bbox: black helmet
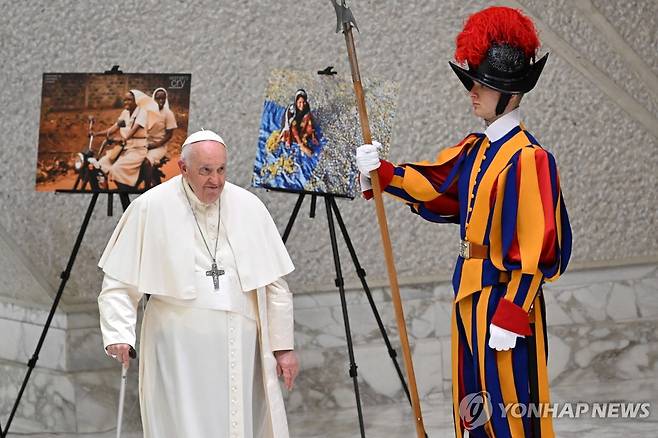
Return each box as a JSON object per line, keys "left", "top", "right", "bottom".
{"left": 450, "top": 7, "right": 547, "bottom": 114}
{"left": 449, "top": 45, "right": 548, "bottom": 95}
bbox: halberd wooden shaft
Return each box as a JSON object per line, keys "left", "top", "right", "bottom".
{"left": 342, "top": 23, "right": 427, "bottom": 438}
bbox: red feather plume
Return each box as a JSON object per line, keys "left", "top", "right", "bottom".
{"left": 454, "top": 6, "right": 540, "bottom": 67}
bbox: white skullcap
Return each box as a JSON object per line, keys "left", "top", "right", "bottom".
{"left": 181, "top": 129, "right": 226, "bottom": 150}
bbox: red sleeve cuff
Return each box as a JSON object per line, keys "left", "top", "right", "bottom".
{"left": 378, "top": 160, "right": 395, "bottom": 188}
{"left": 363, "top": 160, "right": 395, "bottom": 200}
{"left": 491, "top": 298, "right": 532, "bottom": 336}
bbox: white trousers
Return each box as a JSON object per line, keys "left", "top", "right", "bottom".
{"left": 146, "top": 146, "right": 167, "bottom": 165}
{"left": 139, "top": 298, "right": 265, "bottom": 438}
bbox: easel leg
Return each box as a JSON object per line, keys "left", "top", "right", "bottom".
{"left": 1, "top": 193, "right": 100, "bottom": 438}
{"left": 107, "top": 192, "right": 114, "bottom": 217}
{"left": 118, "top": 193, "right": 131, "bottom": 212}
{"left": 325, "top": 197, "right": 366, "bottom": 438}
{"left": 329, "top": 197, "right": 413, "bottom": 406}
{"left": 282, "top": 194, "right": 305, "bottom": 244}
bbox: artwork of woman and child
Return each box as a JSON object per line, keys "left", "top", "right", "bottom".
{"left": 253, "top": 68, "right": 396, "bottom": 197}
{"left": 253, "top": 86, "right": 327, "bottom": 194}
{"left": 278, "top": 89, "right": 319, "bottom": 156}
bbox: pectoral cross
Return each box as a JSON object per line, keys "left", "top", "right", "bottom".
{"left": 206, "top": 261, "right": 225, "bottom": 291}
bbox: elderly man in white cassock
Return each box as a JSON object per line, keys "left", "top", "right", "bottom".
{"left": 97, "top": 129, "right": 299, "bottom": 438}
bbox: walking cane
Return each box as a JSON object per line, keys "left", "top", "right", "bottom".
{"left": 116, "top": 347, "right": 136, "bottom": 438}
{"left": 331, "top": 1, "right": 427, "bottom": 437}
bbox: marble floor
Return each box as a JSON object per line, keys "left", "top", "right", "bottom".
{"left": 289, "top": 378, "right": 658, "bottom": 437}
{"left": 290, "top": 381, "right": 658, "bottom": 438}
{"left": 2, "top": 264, "right": 656, "bottom": 437}
{"left": 7, "top": 378, "right": 656, "bottom": 437}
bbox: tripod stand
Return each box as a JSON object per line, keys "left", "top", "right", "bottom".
{"left": 1, "top": 190, "right": 136, "bottom": 438}
{"left": 281, "top": 191, "right": 414, "bottom": 438}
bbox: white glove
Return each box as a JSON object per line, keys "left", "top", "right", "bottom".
{"left": 359, "top": 173, "right": 372, "bottom": 192}
{"left": 356, "top": 141, "right": 382, "bottom": 175}
{"left": 488, "top": 324, "right": 523, "bottom": 351}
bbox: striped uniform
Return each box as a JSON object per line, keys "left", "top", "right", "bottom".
{"left": 366, "top": 115, "right": 572, "bottom": 438}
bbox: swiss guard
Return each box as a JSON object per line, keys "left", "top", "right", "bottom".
{"left": 356, "top": 6, "right": 572, "bottom": 438}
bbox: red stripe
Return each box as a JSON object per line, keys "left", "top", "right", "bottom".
{"left": 535, "top": 149, "right": 556, "bottom": 264}
{"left": 424, "top": 194, "right": 459, "bottom": 215}
{"left": 489, "top": 179, "right": 498, "bottom": 209}
{"left": 416, "top": 163, "right": 453, "bottom": 190}
{"left": 507, "top": 156, "right": 522, "bottom": 263}
{"left": 508, "top": 233, "right": 520, "bottom": 264}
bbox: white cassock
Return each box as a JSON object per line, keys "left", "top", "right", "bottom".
{"left": 97, "top": 175, "right": 295, "bottom": 438}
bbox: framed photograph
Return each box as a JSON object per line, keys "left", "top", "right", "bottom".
{"left": 36, "top": 72, "right": 191, "bottom": 192}
{"left": 252, "top": 69, "right": 397, "bottom": 198}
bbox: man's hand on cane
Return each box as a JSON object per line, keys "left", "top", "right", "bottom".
{"left": 108, "top": 344, "right": 136, "bottom": 438}
{"left": 274, "top": 350, "right": 299, "bottom": 391}
{"left": 106, "top": 343, "right": 136, "bottom": 368}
